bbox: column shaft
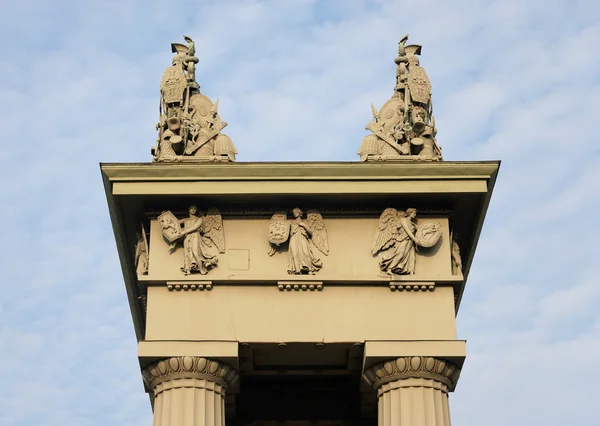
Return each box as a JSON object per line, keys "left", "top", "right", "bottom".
{"left": 152, "top": 379, "right": 225, "bottom": 426}
{"left": 378, "top": 378, "right": 451, "bottom": 426}
{"left": 143, "top": 357, "right": 238, "bottom": 426}
{"left": 363, "top": 356, "right": 460, "bottom": 426}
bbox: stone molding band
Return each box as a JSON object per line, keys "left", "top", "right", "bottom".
{"left": 363, "top": 356, "right": 461, "bottom": 391}
{"left": 378, "top": 377, "right": 448, "bottom": 395}
{"left": 153, "top": 377, "right": 226, "bottom": 398}
{"left": 142, "top": 356, "right": 239, "bottom": 391}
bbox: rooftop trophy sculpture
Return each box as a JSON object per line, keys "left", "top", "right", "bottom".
{"left": 268, "top": 208, "right": 329, "bottom": 275}
{"left": 358, "top": 35, "right": 442, "bottom": 162}
{"left": 152, "top": 35, "right": 237, "bottom": 162}
{"left": 158, "top": 206, "right": 225, "bottom": 275}
{"left": 372, "top": 208, "right": 441, "bottom": 275}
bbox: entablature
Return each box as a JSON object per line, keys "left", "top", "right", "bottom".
{"left": 101, "top": 161, "right": 499, "bottom": 341}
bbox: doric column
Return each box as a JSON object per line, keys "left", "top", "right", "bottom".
{"left": 142, "top": 357, "right": 239, "bottom": 426}
{"left": 363, "top": 357, "right": 461, "bottom": 426}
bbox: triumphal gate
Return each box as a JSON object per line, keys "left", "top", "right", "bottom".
{"left": 102, "top": 35, "right": 498, "bottom": 426}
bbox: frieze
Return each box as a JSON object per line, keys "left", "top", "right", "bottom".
{"left": 140, "top": 207, "right": 452, "bottom": 282}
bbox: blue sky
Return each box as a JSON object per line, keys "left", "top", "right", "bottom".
{"left": 1, "top": 0, "right": 599, "bottom": 424}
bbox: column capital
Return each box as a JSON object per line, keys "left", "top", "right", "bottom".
{"left": 142, "top": 356, "right": 239, "bottom": 391}
{"left": 363, "top": 356, "right": 461, "bottom": 391}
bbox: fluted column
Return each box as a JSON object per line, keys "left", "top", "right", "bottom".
{"left": 142, "top": 357, "right": 239, "bottom": 426}
{"left": 363, "top": 356, "right": 461, "bottom": 426}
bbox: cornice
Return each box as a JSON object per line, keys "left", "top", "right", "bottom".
{"left": 142, "top": 356, "right": 239, "bottom": 391}
{"left": 100, "top": 161, "right": 500, "bottom": 182}
{"left": 363, "top": 356, "right": 461, "bottom": 391}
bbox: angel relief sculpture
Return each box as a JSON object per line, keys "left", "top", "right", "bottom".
{"left": 451, "top": 236, "right": 463, "bottom": 276}
{"left": 268, "top": 208, "right": 329, "bottom": 275}
{"left": 158, "top": 206, "right": 225, "bottom": 275}
{"left": 135, "top": 223, "right": 149, "bottom": 276}
{"left": 372, "top": 208, "right": 442, "bottom": 275}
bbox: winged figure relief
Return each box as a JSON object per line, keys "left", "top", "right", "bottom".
{"left": 372, "top": 208, "right": 441, "bottom": 275}
{"left": 451, "top": 236, "right": 462, "bottom": 276}
{"left": 158, "top": 206, "right": 225, "bottom": 275}
{"left": 135, "top": 223, "right": 149, "bottom": 276}
{"left": 306, "top": 210, "right": 329, "bottom": 256}
{"left": 268, "top": 208, "right": 328, "bottom": 275}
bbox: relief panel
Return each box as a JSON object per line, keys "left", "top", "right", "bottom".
{"left": 147, "top": 215, "right": 451, "bottom": 281}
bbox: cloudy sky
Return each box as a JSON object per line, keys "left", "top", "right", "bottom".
{"left": 1, "top": 0, "right": 599, "bottom": 424}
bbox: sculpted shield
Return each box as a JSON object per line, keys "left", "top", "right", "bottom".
{"left": 158, "top": 211, "right": 183, "bottom": 243}
{"left": 188, "top": 94, "right": 214, "bottom": 126}
{"left": 415, "top": 221, "right": 442, "bottom": 248}
{"left": 378, "top": 97, "right": 404, "bottom": 133}
{"left": 408, "top": 65, "right": 432, "bottom": 104}
{"left": 160, "top": 66, "right": 187, "bottom": 104}
{"left": 268, "top": 212, "right": 290, "bottom": 246}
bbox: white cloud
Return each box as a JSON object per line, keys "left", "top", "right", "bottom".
{"left": 0, "top": 0, "right": 598, "bottom": 425}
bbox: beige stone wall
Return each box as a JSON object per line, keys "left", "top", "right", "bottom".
{"left": 145, "top": 285, "right": 457, "bottom": 342}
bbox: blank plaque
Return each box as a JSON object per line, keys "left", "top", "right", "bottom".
{"left": 228, "top": 249, "right": 250, "bottom": 270}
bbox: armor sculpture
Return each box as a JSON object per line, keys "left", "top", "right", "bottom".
{"left": 358, "top": 35, "right": 442, "bottom": 162}
{"left": 152, "top": 36, "right": 237, "bottom": 162}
